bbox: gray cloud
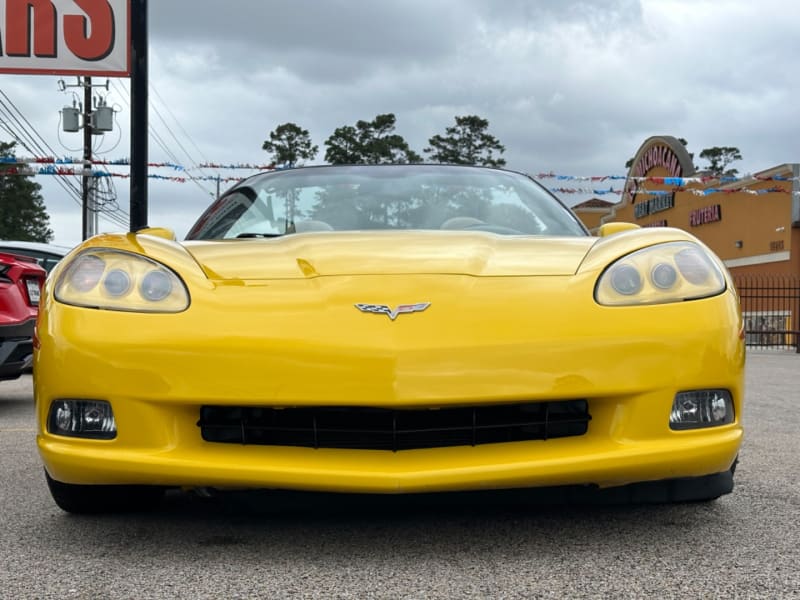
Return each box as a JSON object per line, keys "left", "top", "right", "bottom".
{"left": 151, "top": 0, "right": 473, "bottom": 82}
{"left": 2, "top": 0, "right": 798, "bottom": 245}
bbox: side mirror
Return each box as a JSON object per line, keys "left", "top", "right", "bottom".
{"left": 597, "top": 222, "right": 640, "bottom": 237}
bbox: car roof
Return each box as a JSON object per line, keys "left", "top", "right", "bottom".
{"left": 0, "top": 240, "right": 72, "bottom": 255}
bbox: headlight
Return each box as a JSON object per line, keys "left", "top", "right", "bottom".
{"left": 595, "top": 242, "right": 726, "bottom": 306}
{"left": 55, "top": 249, "right": 190, "bottom": 312}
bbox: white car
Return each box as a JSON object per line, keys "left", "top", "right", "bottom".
{"left": 0, "top": 241, "right": 71, "bottom": 274}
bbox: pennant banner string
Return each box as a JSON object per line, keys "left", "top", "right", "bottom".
{"left": 3, "top": 167, "right": 797, "bottom": 195}
{"left": 2, "top": 156, "right": 798, "bottom": 183}
{"left": 2, "top": 156, "right": 798, "bottom": 195}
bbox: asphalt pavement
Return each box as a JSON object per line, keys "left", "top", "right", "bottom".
{"left": 0, "top": 351, "right": 798, "bottom": 599}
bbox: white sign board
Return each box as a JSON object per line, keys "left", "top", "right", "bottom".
{"left": 0, "top": 0, "right": 130, "bottom": 76}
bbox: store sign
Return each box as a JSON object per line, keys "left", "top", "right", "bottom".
{"left": 0, "top": 0, "right": 130, "bottom": 76}
{"left": 623, "top": 136, "right": 696, "bottom": 206}
{"left": 689, "top": 204, "right": 722, "bottom": 227}
{"left": 631, "top": 145, "right": 683, "bottom": 179}
{"left": 634, "top": 195, "right": 674, "bottom": 218}
{"left": 643, "top": 220, "right": 668, "bottom": 228}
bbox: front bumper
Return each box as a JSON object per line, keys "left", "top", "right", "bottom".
{"left": 35, "top": 274, "right": 744, "bottom": 493}
{"left": 39, "top": 422, "right": 741, "bottom": 494}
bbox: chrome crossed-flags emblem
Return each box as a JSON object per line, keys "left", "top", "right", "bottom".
{"left": 354, "top": 302, "right": 431, "bottom": 321}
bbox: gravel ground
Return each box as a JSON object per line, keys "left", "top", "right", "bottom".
{"left": 0, "top": 351, "right": 798, "bottom": 599}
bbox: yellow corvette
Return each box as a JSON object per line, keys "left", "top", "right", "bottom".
{"left": 34, "top": 164, "right": 744, "bottom": 513}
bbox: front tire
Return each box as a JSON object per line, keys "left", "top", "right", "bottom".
{"left": 45, "top": 471, "right": 165, "bottom": 514}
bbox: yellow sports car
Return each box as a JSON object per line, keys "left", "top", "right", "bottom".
{"left": 34, "top": 164, "right": 744, "bottom": 513}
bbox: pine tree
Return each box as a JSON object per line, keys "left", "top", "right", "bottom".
{"left": 262, "top": 123, "right": 318, "bottom": 167}
{"left": 425, "top": 115, "right": 506, "bottom": 167}
{"left": 0, "top": 141, "right": 53, "bottom": 242}
{"left": 325, "top": 114, "right": 420, "bottom": 165}
{"left": 699, "top": 146, "right": 743, "bottom": 177}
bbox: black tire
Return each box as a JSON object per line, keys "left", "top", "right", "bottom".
{"left": 45, "top": 471, "right": 165, "bottom": 514}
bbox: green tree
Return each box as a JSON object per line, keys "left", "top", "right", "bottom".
{"left": 0, "top": 141, "right": 53, "bottom": 242}
{"left": 262, "top": 122, "right": 318, "bottom": 167}
{"left": 424, "top": 115, "right": 506, "bottom": 167}
{"left": 698, "top": 146, "right": 742, "bottom": 177}
{"left": 323, "top": 125, "right": 363, "bottom": 165}
{"left": 324, "top": 113, "right": 421, "bottom": 165}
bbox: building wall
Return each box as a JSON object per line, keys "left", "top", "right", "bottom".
{"left": 725, "top": 227, "right": 800, "bottom": 276}
{"left": 572, "top": 208, "right": 609, "bottom": 231}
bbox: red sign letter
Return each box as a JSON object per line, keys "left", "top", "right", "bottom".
{"left": 4, "top": 0, "right": 57, "bottom": 58}
{"left": 63, "top": 0, "right": 114, "bottom": 61}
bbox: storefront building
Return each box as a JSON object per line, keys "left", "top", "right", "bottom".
{"left": 570, "top": 198, "right": 615, "bottom": 232}
{"left": 572, "top": 136, "right": 800, "bottom": 348}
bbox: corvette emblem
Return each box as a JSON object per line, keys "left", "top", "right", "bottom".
{"left": 355, "top": 302, "right": 431, "bottom": 320}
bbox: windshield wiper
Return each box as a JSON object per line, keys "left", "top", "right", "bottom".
{"left": 235, "top": 232, "right": 284, "bottom": 238}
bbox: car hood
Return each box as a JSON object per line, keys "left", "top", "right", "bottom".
{"left": 182, "top": 231, "right": 597, "bottom": 279}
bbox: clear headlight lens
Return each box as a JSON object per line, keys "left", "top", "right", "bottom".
{"left": 595, "top": 242, "right": 726, "bottom": 306}
{"left": 103, "top": 268, "right": 131, "bottom": 296}
{"left": 55, "top": 249, "right": 189, "bottom": 312}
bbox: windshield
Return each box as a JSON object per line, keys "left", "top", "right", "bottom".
{"left": 186, "top": 164, "right": 587, "bottom": 240}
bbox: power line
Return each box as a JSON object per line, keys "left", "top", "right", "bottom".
{"left": 108, "top": 80, "right": 187, "bottom": 172}
{"left": 0, "top": 85, "right": 130, "bottom": 229}
{"left": 150, "top": 99, "right": 215, "bottom": 195}
{"left": 148, "top": 84, "right": 214, "bottom": 178}
{"left": 110, "top": 78, "right": 215, "bottom": 199}
{"left": 150, "top": 84, "right": 212, "bottom": 167}
{"left": 0, "top": 90, "right": 86, "bottom": 209}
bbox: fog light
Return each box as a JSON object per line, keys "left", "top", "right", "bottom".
{"left": 47, "top": 400, "right": 117, "bottom": 439}
{"left": 670, "top": 390, "right": 734, "bottom": 430}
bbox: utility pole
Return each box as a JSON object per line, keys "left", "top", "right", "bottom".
{"left": 82, "top": 76, "right": 93, "bottom": 241}
{"left": 60, "top": 77, "right": 114, "bottom": 241}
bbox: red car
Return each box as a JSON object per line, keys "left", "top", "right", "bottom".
{"left": 0, "top": 252, "right": 46, "bottom": 381}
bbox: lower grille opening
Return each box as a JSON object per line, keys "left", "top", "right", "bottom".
{"left": 198, "top": 400, "right": 590, "bottom": 451}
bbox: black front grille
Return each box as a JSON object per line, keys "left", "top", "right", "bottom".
{"left": 198, "top": 400, "right": 590, "bottom": 451}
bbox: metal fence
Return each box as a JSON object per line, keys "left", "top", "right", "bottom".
{"left": 733, "top": 274, "right": 800, "bottom": 352}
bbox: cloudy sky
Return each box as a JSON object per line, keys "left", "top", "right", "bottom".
{"left": 2, "top": 0, "right": 798, "bottom": 246}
